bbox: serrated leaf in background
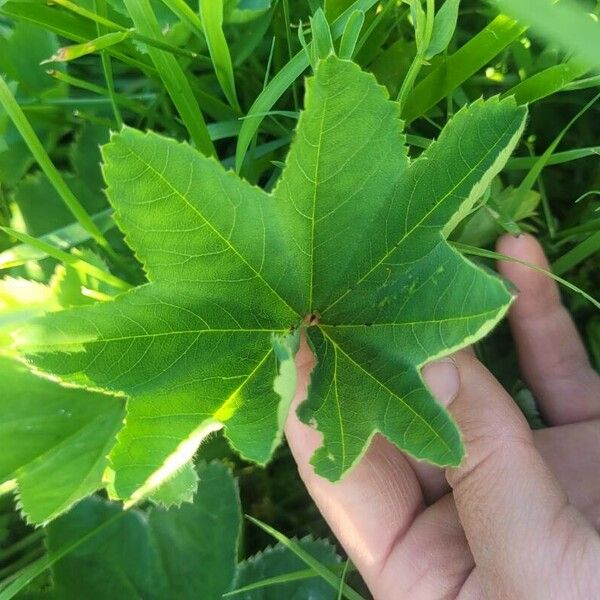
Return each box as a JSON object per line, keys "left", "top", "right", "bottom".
{"left": 43, "top": 462, "right": 240, "bottom": 599}
{"left": 232, "top": 536, "right": 341, "bottom": 599}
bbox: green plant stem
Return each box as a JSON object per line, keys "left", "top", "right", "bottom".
{"left": 94, "top": 0, "right": 123, "bottom": 128}
{"left": 397, "top": 0, "right": 435, "bottom": 111}
{"left": 0, "top": 74, "right": 112, "bottom": 254}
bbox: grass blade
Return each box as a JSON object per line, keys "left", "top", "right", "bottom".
{"left": 235, "top": 0, "right": 381, "bottom": 172}
{"left": 402, "top": 14, "right": 525, "bottom": 123}
{"left": 339, "top": 10, "right": 365, "bottom": 60}
{"left": 224, "top": 564, "right": 353, "bottom": 596}
{"left": 453, "top": 242, "right": 600, "bottom": 310}
{"left": 123, "top": 0, "right": 216, "bottom": 157}
{"left": 0, "top": 227, "right": 130, "bottom": 292}
{"left": 552, "top": 231, "right": 600, "bottom": 275}
{"left": 161, "top": 0, "right": 204, "bottom": 35}
{"left": 45, "top": 70, "right": 156, "bottom": 122}
{"left": 506, "top": 91, "right": 600, "bottom": 233}
{"left": 41, "top": 30, "right": 133, "bottom": 64}
{"left": 503, "top": 61, "right": 588, "bottom": 105}
{"left": 199, "top": 0, "right": 240, "bottom": 111}
{"left": 50, "top": 0, "right": 200, "bottom": 60}
{"left": 556, "top": 219, "right": 600, "bottom": 241}
{"left": 563, "top": 74, "right": 600, "bottom": 91}
{"left": 246, "top": 516, "right": 366, "bottom": 600}
{"left": 337, "top": 559, "right": 352, "bottom": 600}
{"left": 0, "top": 1, "right": 153, "bottom": 75}
{"left": 0, "top": 75, "right": 111, "bottom": 252}
{"left": 506, "top": 147, "right": 600, "bottom": 170}
{"left": 94, "top": 0, "right": 123, "bottom": 128}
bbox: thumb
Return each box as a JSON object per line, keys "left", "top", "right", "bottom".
{"left": 444, "top": 352, "right": 600, "bottom": 599}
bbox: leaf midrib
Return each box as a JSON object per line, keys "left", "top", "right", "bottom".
{"left": 324, "top": 308, "right": 501, "bottom": 328}
{"left": 308, "top": 92, "right": 328, "bottom": 310}
{"left": 214, "top": 347, "right": 274, "bottom": 421}
{"left": 321, "top": 329, "right": 455, "bottom": 458}
{"left": 23, "top": 328, "right": 286, "bottom": 352}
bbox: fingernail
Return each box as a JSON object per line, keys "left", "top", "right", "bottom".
{"left": 422, "top": 357, "right": 460, "bottom": 407}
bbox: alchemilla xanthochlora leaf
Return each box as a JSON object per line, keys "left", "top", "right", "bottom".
{"left": 19, "top": 56, "right": 527, "bottom": 503}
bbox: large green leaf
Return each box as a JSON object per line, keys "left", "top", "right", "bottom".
{"left": 14, "top": 463, "right": 341, "bottom": 599}
{"left": 0, "top": 355, "right": 125, "bottom": 524}
{"left": 44, "top": 462, "right": 240, "bottom": 600}
{"left": 18, "top": 56, "right": 527, "bottom": 501}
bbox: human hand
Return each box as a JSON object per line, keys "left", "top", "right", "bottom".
{"left": 285, "top": 234, "right": 600, "bottom": 599}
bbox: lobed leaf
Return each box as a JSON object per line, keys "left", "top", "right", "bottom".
{"left": 18, "top": 56, "right": 527, "bottom": 502}
{"left": 45, "top": 462, "right": 240, "bottom": 599}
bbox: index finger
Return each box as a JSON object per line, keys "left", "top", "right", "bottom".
{"left": 497, "top": 234, "right": 600, "bottom": 424}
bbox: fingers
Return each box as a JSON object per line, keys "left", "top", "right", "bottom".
{"left": 378, "top": 494, "right": 474, "bottom": 600}
{"left": 497, "top": 234, "right": 600, "bottom": 424}
{"left": 446, "top": 351, "right": 600, "bottom": 598}
{"left": 285, "top": 335, "right": 473, "bottom": 599}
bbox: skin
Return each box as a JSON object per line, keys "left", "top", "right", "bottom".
{"left": 285, "top": 234, "right": 600, "bottom": 600}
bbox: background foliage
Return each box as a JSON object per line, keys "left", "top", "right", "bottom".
{"left": 0, "top": 0, "right": 598, "bottom": 597}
